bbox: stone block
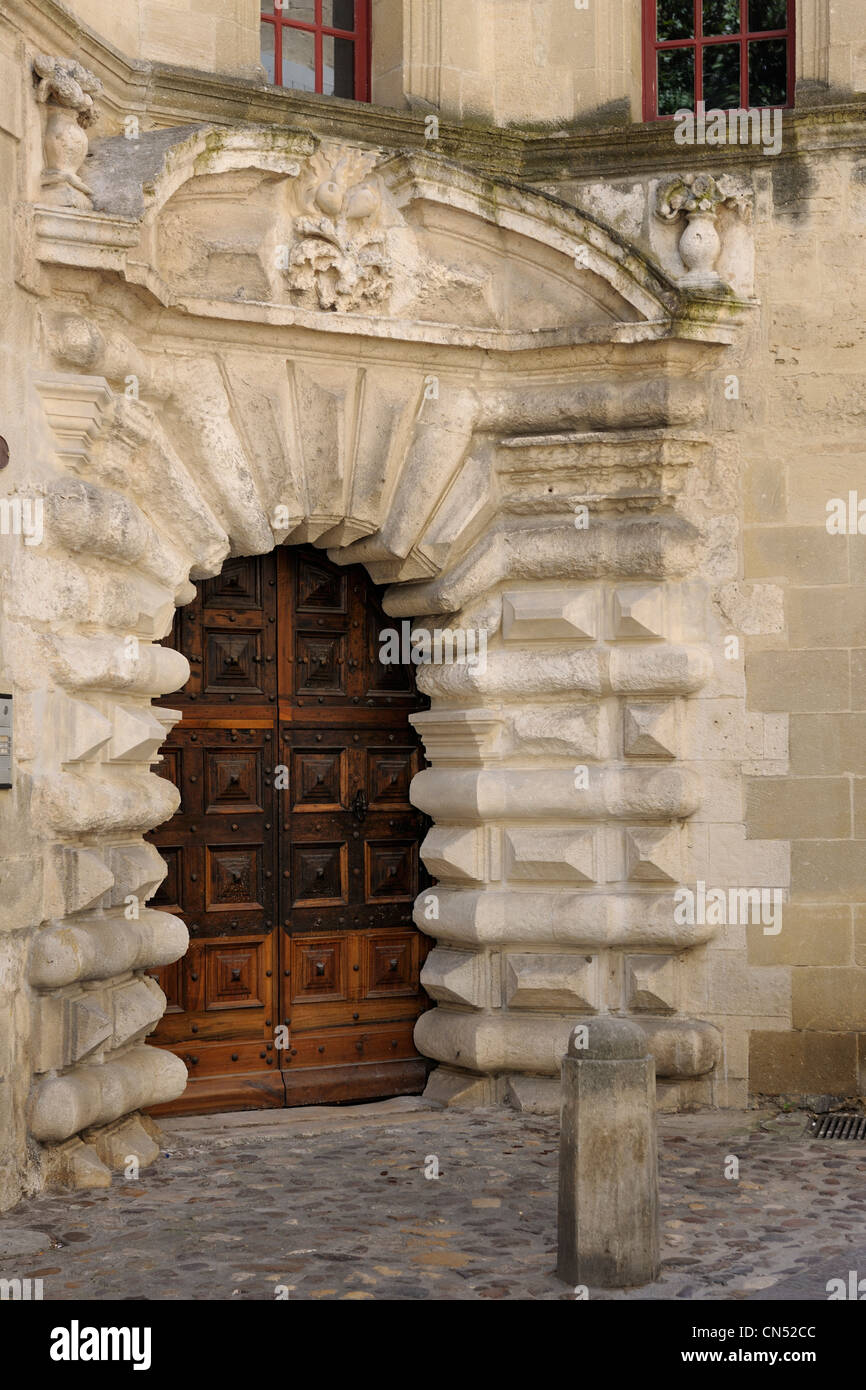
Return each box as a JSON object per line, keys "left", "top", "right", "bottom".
{"left": 749, "top": 1030, "right": 858, "bottom": 1095}
{"left": 709, "top": 953, "right": 790, "bottom": 1016}
{"left": 108, "top": 704, "right": 171, "bottom": 762}
{"left": 743, "top": 459, "right": 786, "bottom": 523}
{"left": 744, "top": 526, "right": 848, "bottom": 584}
{"left": 110, "top": 976, "right": 165, "bottom": 1048}
{"left": 32, "top": 992, "right": 113, "bottom": 1073}
{"left": 30, "top": 1046, "right": 187, "bottom": 1143}
{"left": 504, "top": 1075, "right": 561, "bottom": 1115}
{"left": 421, "top": 1067, "right": 503, "bottom": 1109}
{"left": 420, "top": 948, "right": 492, "bottom": 1009}
{"left": 419, "top": 826, "right": 483, "bottom": 882}
{"left": 716, "top": 582, "right": 784, "bottom": 635}
{"left": 43, "top": 1139, "right": 112, "bottom": 1192}
{"left": 789, "top": 713, "right": 866, "bottom": 775}
{"left": 681, "top": 699, "right": 753, "bottom": 761}
{"left": 106, "top": 842, "right": 168, "bottom": 908}
{"left": 746, "top": 776, "right": 851, "bottom": 839}
{"left": 48, "top": 847, "right": 114, "bottom": 916}
{"left": 707, "top": 824, "right": 790, "bottom": 886}
{"left": 792, "top": 967, "right": 866, "bottom": 1030}
{"left": 611, "top": 585, "right": 665, "bottom": 639}
{"left": 788, "top": 587, "right": 866, "bottom": 649}
{"left": 625, "top": 954, "right": 678, "bottom": 1014}
{"left": 0, "top": 857, "right": 44, "bottom": 932}
{"left": 512, "top": 705, "right": 603, "bottom": 758}
{"left": 636, "top": 1018, "right": 722, "bottom": 1077}
{"left": 609, "top": 645, "right": 713, "bottom": 696}
{"left": 793, "top": 842, "right": 866, "bottom": 898}
{"left": 505, "top": 826, "right": 595, "bottom": 882}
{"left": 747, "top": 903, "right": 852, "bottom": 967}
{"left": 29, "top": 910, "right": 188, "bottom": 989}
{"left": 87, "top": 1116, "right": 160, "bottom": 1173}
{"left": 624, "top": 825, "right": 682, "bottom": 882}
{"left": 745, "top": 650, "right": 849, "bottom": 712}
{"left": 60, "top": 696, "right": 112, "bottom": 763}
{"left": 623, "top": 701, "right": 677, "bottom": 759}
{"left": 502, "top": 588, "right": 597, "bottom": 641}
{"left": 505, "top": 953, "right": 598, "bottom": 1011}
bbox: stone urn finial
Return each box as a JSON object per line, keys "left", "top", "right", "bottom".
{"left": 655, "top": 173, "right": 751, "bottom": 291}
{"left": 32, "top": 54, "right": 103, "bottom": 209}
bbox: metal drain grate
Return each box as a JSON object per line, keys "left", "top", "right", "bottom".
{"left": 810, "top": 1113, "right": 866, "bottom": 1140}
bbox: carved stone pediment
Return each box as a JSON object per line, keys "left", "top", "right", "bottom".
{"left": 30, "top": 123, "right": 751, "bottom": 346}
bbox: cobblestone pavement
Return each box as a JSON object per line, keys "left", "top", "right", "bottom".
{"left": 2, "top": 1099, "right": 866, "bottom": 1301}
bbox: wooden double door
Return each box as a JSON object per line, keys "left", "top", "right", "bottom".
{"left": 146, "top": 546, "right": 432, "bottom": 1115}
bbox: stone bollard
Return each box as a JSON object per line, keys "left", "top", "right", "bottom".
{"left": 556, "top": 1016, "right": 659, "bottom": 1289}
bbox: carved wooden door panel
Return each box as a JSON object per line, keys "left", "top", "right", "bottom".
{"left": 146, "top": 546, "right": 431, "bottom": 1116}
{"left": 277, "top": 550, "right": 430, "bottom": 1102}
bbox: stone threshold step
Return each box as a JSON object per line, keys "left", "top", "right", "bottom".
{"left": 158, "top": 1095, "right": 438, "bottom": 1146}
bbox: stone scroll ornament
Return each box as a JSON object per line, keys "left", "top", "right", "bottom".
{"left": 33, "top": 54, "right": 103, "bottom": 209}
{"left": 655, "top": 173, "right": 751, "bottom": 290}
{"left": 284, "top": 146, "right": 392, "bottom": 312}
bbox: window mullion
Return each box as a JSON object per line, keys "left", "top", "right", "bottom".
{"left": 741, "top": 0, "right": 749, "bottom": 107}
{"left": 695, "top": 0, "right": 702, "bottom": 107}
{"left": 356, "top": 0, "right": 368, "bottom": 101}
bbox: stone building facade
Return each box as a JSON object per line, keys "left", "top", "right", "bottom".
{"left": 0, "top": 0, "right": 864, "bottom": 1208}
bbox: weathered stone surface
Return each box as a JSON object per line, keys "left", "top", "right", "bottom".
{"left": 29, "top": 911, "right": 188, "bottom": 989}
{"left": 0, "top": 3, "right": 859, "bottom": 1215}
{"left": 42, "top": 1139, "right": 113, "bottom": 1192}
{"left": 30, "top": 1047, "right": 188, "bottom": 1143}
{"left": 557, "top": 1018, "right": 659, "bottom": 1288}
{"left": 87, "top": 1116, "right": 160, "bottom": 1172}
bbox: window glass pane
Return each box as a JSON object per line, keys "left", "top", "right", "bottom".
{"left": 657, "top": 0, "right": 694, "bottom": 41}
{"left": 749, "top": 0, "right": 787, "bottom": 30}
{"left": 323, "top": 0, "right": 356, "bottom": 29}
{"left": 261, "top": 21, "right": 276, "bottom": 83}
{"left": 279, "top": 1, "right": 316, "bottom": 20}
{"left": 282, "top": 26, "right": 316, "bottom": 91}
{"left": 749, "top": 37, "right": 787, "bottom": 105}
{"left": 703, "top": 0, "right": 740, "bottom": 36}
{"left": 658, "top": 47, "right": 695, "bottom": 114}
{"left": 703, "top": 41, "right": 740, "bottom": 107}
{"left": 261, "top": 0, "right": 275, "bottom": 13}
{"left": 323, "top": 34, "right": 355, "bottom": 98}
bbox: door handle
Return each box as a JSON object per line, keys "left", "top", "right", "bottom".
{"left": 351, "top": 788, "right": 368, "bottom": 823}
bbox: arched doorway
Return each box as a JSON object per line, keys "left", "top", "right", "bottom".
{"left": 144, "top": 544, "right": 433, "bottom": 1116}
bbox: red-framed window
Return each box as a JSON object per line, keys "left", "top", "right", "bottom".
{"left": 642, "top": 0, "right": 795, "bottom": 120}
{"left": 261, "top": 1, "right": 371, "bottom": 102}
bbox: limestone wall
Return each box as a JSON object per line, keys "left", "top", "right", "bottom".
{"left": 373, "top": 0, "right": 640, "bottom": 127}
{"left": 61, "top": 0, "right": 261, "bottom": 79}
